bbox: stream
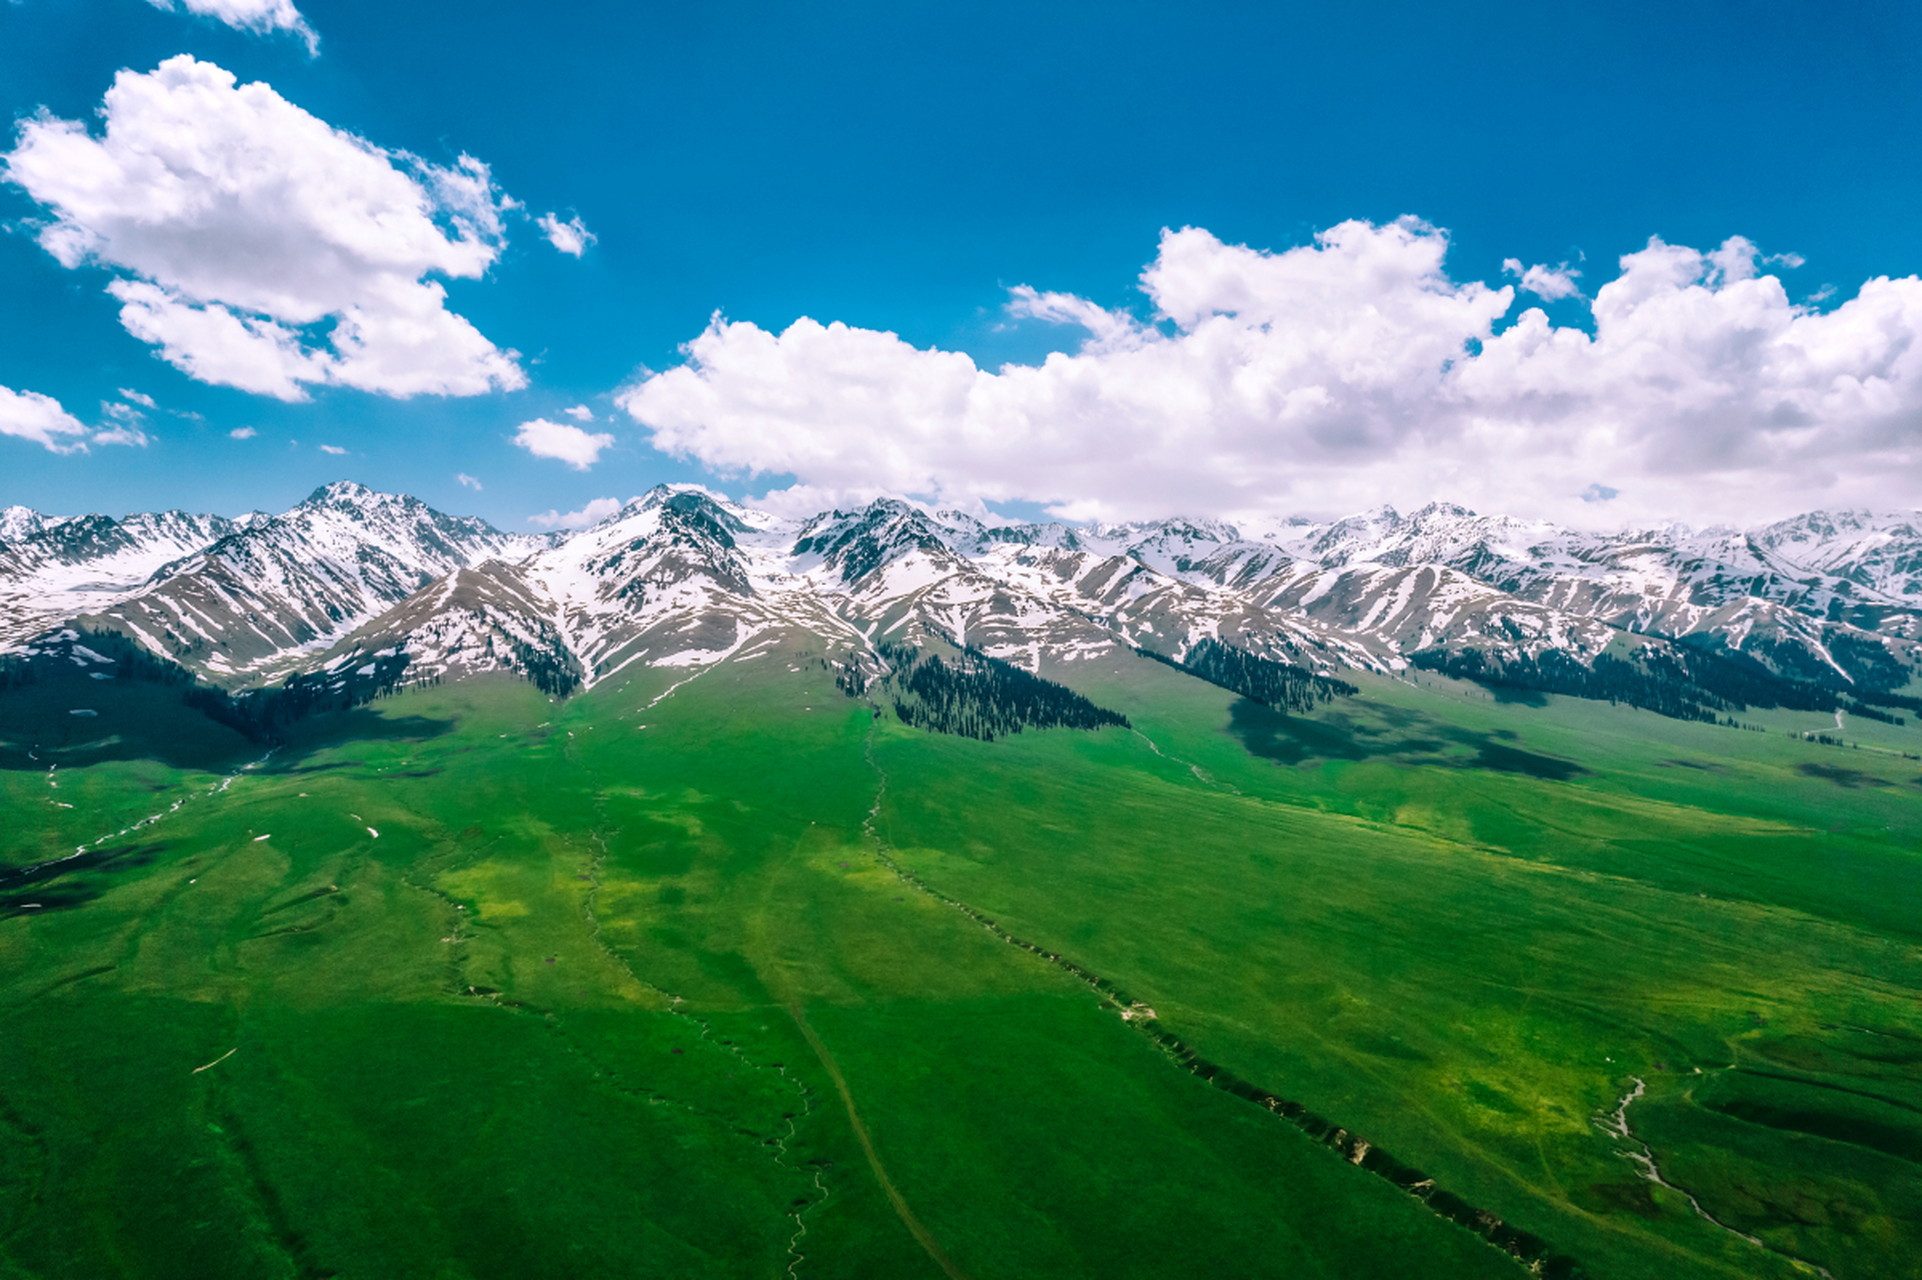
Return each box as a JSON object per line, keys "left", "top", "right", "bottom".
{"left": 5, "top": 748, "right": 276, "bottom": 904}
{"left": 1595, "top": 1077, "right": 1835, "bottom": 1280}
{"left": 563, "top": 738, "right": 828, "bottom": 1280}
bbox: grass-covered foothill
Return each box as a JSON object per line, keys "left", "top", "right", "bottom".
{"left": 2, "top": 635, "right": 1918, "bottom": 1279}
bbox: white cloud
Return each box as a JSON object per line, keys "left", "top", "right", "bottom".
{"left": 0, "top": 386, "right": 90, "bottom": 453}
{"left": 319, "top": 443, "right": 346, "bottom": 455}
{"left": 119, "top": 387, "right": 156, "bottom": 407}
{"left": 94, "top": 404, "right": 153, "bottom": 448}
{"left": 1502, "top": 258, "right": 1583, "bottom": 302}
{"left": 107, "top": 279, "right": 330, "bottom": 398}
{"left": 145, "top": 0, "right": 319, "bottom": 54}
{"left": 457, "top": 472, "right": 482, "bottom": 489}
{"left": 513, "top": 417, "right": 613, "bottom": 470}
{"left": 562, "top": 404, "right": 595, "bottom": 421}
{"left": 529, "top": 497, "right": 620, "bottom": 529}
{"left": 1005, "top": 285, "right": 1149, "bottom": 354}
{"left": 622, "top": 219, "right": 1512, "bottom": 519}
{"left": 749, "top": 481, "right": 900, "bottom": 520}
{"left": 618, "top": 219, "right": 1922, "bottom": 526}
{"left": 537, "top": 212, "right": 595, "bottom": 257}
{"left": 4, "top": 56, "right": 525, "bottom": 402}
{"left": 230, "top": 425, "right": 257, "bottom": 439}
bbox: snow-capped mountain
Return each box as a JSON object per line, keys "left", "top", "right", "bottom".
{"left": 293, "top": 558, "right": 584, "bottom": 699}
{"left": 0, "top": 508, "right": 251, "bottom": 645}
{"left": 1247, "top": 503, "right": 1922, "bottom": 691}
{"left": 1753, "top": 509, "right": 1922, "bottom": 605}
{"left": 3, "top": 482, "right": 1918, "bottom": 711}
{"left": 3, "top": 482, "right": 547, "bottom": 683}
{"left": 0, "top": 505, "right": 68, "bottom": 542}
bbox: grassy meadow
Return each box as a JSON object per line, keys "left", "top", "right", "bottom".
{"left": 1, "top": 639, "right": 1918, "bottom": 1278}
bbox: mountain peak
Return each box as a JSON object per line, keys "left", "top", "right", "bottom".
{"left": 294, "top": 479, "right": 428, "bottom": 521}
{"left": 788, "top": 497, "right": 955, "bottom": 585}
{"left": 0, "top": 505, "right": 59, "bottom": 542}
{"left": 629, "top": 484, "right": 762, "bottom": 532}
{"left": 304, "top": 479, "right": 379, "bottom": 503}
{"left": 1407, "top": 501, "right": 1478, "bottom": 522}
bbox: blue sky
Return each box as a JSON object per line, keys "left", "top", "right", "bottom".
{"left": 3, "top": 0, "right": 1921, "bottom": 528}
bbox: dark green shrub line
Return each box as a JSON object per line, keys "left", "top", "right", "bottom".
{"left": 869, "top": 639, "right": 1129, "bottom": 741}
{"left": 1407, "top": 639, "right": 1873, "bottom": 725}
{"left": 1665, "top": 637, "right": 1851, "bottom": 712}
{"left": 1409, "top": 648, "right": 1725, "bottom": 723}
{"left": 506, "top": 624, "right": 582, "bottom": 697}
{"left": 1139, "top": 638, "right": 1357, "bottom": 713}
{"left": 820, "top": 656, "right": 870, "bottom": 698}
{"left": 1848, "top": 686, "right": 1922, "bottom": 714}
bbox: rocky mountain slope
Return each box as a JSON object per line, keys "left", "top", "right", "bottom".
{"left": 4, "top": 482, "right": 1918, "bottom": 721}
{"left": 2, "top": 483, "right": 547, "bottom": 685}
{"left": 0, "top": 508, "right": 251, "bottom": 643}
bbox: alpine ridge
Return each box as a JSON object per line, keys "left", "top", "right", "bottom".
{"left": 3, "top": 481, "right": 1918, "bottom": 724}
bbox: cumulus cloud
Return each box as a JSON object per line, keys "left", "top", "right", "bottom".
{"left": 619, "top": 219, "right": 1922, "bottom": 525}
{"left": 0, "top": 386, "right": 91, "bottom": 453}
{"left": 623, "top": 219, "right": 1512, "bottom": 518}
{"left": 119, "top": 387, "right": 156, "bottom": 408}
{"left": 145, "top": 0, "right": 319, "bottom": 54}
{"left": 1502, "top": 258, "right": 1583, "bottom": 302}
{"left": 456, "top": 472, "right": 482, "bottom": 490}
{"left": 529, "top": 496, "right": 620, "bottom": 529}
{"left": 537, "top": 213, "right": 595, "bottom": 257}
{"left": 1702, "top": 236, "right": 1803, "bottom": 286}
{"left": 319, "top": 443, "right": 346, "bottom": 455}
{"left": 230, "top": 425, "right": 257, "bottom": 439}
{"left": 513, "top": 417, "right": 613, "bottom": 470}
{"left": 4, "top": 56, "right": 525, "bottom": 402}
{"left": 562, "top": 404, "right": 595, "bottom": 421}
{"left": 94, "top": 425, "right": 150, "bottom": 447}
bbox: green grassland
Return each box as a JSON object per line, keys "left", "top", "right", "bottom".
{"left": 1, "top": 640, "right": 1918, "bottom": 1278}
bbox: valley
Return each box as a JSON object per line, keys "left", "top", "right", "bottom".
{"left": 2, "top": 485, "right": 1920, "bottom": 1278}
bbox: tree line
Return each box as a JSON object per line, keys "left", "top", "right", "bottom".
{"left": 1140, "top": 638, "right": 1357, "bottom": 713}
{"left": 872, "top": 639, "right": 1130, "bottom": 741}
{"left": 1407, "top": 638, "right": 1912, "bottom": 726}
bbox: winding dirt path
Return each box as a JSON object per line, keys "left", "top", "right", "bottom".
{"left": 787, "top": 1003, "right": 975, "bottom": 1280}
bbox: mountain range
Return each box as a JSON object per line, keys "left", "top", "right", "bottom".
{"left": 4, "top": 482, "right": 1920, "bottom": 722}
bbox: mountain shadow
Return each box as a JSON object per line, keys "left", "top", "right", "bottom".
{"left": 1227, "top": 698, "right": 1585, "bottom": 780}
